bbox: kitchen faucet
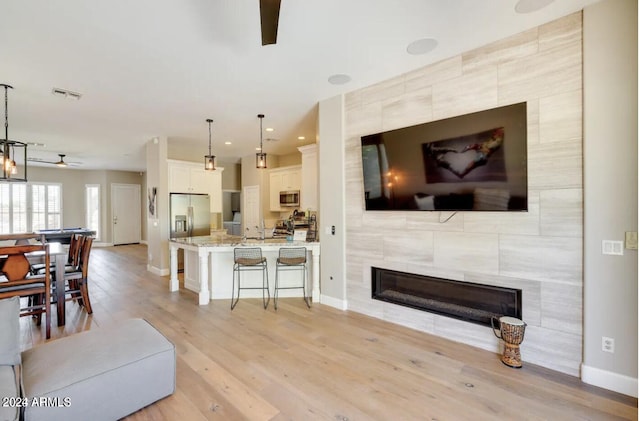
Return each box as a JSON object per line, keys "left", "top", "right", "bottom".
{"left": 255, "top": 220, "right": 265, "bottom": 240}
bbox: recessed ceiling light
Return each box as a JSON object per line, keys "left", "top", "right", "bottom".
{"left": 266, "top": 127, "right": 274, "bottom": 132}
{"left": 328, "top": 74, "right": 351, "bottom": 85}
{"left": 406, "top": 38, "right": 438, "bottom": 55}
{"left": 225, "top": 141, "right": 232, "bottom": 145}
{"left": 297, "top": 136, "right": 305, "bottom": 140}
{"left": 515, "top": 0, "right": 554, "bottom": 13}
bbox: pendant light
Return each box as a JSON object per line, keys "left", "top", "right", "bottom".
{"left": 204, "top": 118, "right": 215, "bottom": 171}
{"left": 256, "top": 114, "right": 267, "bottom": 169}
{"left": 0, "top": 83, "right": 27, "bottom": 182}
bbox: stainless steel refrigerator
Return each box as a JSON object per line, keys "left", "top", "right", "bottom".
{"left": 170, "top": 193, "right": 211, "bottom": 238}
{"left": 170, "top": 193, "right": 211, "bottom": 271}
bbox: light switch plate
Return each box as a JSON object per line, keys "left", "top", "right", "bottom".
{"left": 625, "top": 231, "right": 638, "bottom": 250}
{"left": 602, "top": 240, "right": 624, "bottom": 255}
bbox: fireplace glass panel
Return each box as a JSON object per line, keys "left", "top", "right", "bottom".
{"left": 372, "top": 267, "right": 522, "bottom": 327}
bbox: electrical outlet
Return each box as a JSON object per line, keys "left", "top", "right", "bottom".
{"left": 602, "top": 336, "right": 615, "bottom": 353}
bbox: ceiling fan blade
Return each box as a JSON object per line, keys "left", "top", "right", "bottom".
{"left": 260, "top": 0, "right": 281, "bottom": 45}
{"left": 27, "top": 153, "right": 82, "bottom": 167}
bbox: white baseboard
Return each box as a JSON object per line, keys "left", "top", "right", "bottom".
{"left": 147, "top": 264, "right": 169, "bottom": 276}
{"left": 581, "top": 363, "right": 638, "bottom": 397}
{"left": 93, "top": 242, "right": 113, "bottom": 247}
{"left": 319, "top": 294, "right": 348, "bottom": 311}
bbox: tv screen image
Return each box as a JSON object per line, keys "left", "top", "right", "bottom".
{"left": 361, "top": 102, "right": 528, "bottom": 212}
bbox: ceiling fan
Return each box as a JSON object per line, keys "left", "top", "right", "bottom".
{"left": 28, "top": 154, "right": 82, "bottom": 168}
{"left": 260, "top": 0, "right": 281, "bottom": 45}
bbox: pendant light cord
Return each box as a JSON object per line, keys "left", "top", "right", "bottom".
{"left": 3, "top": 84, "right": 8, "bottom": 143}
{"left": 208, "top": 119, "right": 212, "bottom": 155}
{"left": 259, "top": 114, "right": 264, "bottom": 152}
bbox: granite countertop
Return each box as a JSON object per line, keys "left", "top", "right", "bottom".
{"left": 170, "top": 235, "right": 318, "bottom": 248}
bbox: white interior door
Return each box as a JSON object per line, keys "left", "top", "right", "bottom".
{"left": 243, "top": 185, "right": 260, "bottom": 238}
{"left": 112, "top": 183, "right": 141, "bottom": 245}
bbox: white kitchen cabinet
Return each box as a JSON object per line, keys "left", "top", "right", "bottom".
{"left": 207, "top": 170, "right": 223, "bottom": 213}
{"left": 183, "top": 249, "right": 200, "bottom": 292}
{"left": 168, "top": 162, "right": 192, "bottom": 193}
{"left": 269, "top": 171, "right": 282, "bottom": 211}
{"left": 269, "top": 165, "right": 301, "bottom": 212}
{"left": 281, "top": 168, "right": 300, "bottom": 191}
{"left": 168, "top": 160, "right": 224, "bottom": 212}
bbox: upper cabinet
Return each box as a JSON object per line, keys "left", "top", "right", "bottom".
{"left": 167, "top": 160, "right": 224, "bottom": 213}
{"left": 268, "top": 165, "right": 301, "bottom": 212}
{"left": 280, "top": 168, "right": 300, "bottom": 191}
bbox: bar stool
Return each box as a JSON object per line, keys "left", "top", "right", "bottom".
{"left": 274, "top": 247, "right": 311, "bottom": 310}
{"left": 231, "top": 247, "right": 270, "bottom": 310}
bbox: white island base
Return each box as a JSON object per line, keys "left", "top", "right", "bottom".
{"left": 169, "top": 237, "right": 320, "bottom": 306}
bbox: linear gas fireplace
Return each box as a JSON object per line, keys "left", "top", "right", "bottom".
{"left": 371, "top": 267, "right": 521, "bottom": 327}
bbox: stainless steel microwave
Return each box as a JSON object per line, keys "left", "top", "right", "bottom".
{"left": 279, "top": 190, "right": 300, "bottom": 207}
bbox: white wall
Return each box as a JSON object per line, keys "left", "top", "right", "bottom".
{"left": 145, "top": 136, "right": 169, "bottom": 275}
{"left": 582, "top": 0, "right": 638, "bottom": 396}
{"left": 318, "top": 95, "right": 347, "bottom": 308}
{"left": 26, "top": 166, "right": 144, "bottom": 245}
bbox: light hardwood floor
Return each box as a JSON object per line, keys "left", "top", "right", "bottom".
{"left": 21, "top": 244, "right": 637, "bottom": 420}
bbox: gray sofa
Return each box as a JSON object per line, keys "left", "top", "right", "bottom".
{"left": 0, "top": 297, "right": 176, "bottom": 421}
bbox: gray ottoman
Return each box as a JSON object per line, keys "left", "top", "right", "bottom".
{"left": 21, "top": 318, "right": 175, "bottom": 421}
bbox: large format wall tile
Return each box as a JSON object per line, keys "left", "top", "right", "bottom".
{"left": 500, "top": 235, "right": 582, "bottom": 284}
{"left": 538, "top": 11, "right": 582, "bottom": 52}
{"left": 434, "top": 232, "right": 500, "bottom": 275}
{"left": 539, "top": 90, "right": 582, "bottom": 143}
{"left": 521, "top": 326, "right": 582, "bottom": 376}
{"left": 343, "top": 13, "right": 583, "bottom": 376}
{"left": 382, "top": 230, "right": 434, "bottom": 265}
{"left": 540, "top": 189, "right": 583, "bottom": 237}
{"left": 528, "top": 139, "right": 582, "bottom": 189}
{"left": 383, "top": 301, "right": 436, "bottom": 334}
{"left": 382, "top": 86, "right": 433, "bottom": 132}
{"left": 432, "top": 66, "right": 498, "bottom": 120}
{"left": 406, "top": 211, "right": 465, "bottom": 232}
{"left": 541, "top": 282, "right": 582, "bottom": 336}
{"left": 462, "top": 28, "right": 539, "bottom": 73}
{"left": 498, "top": 39, "right": 581, "bottom": 105}
{"left": 360, "top": 78, "right": 405, "bottom": 105}
{"left": 345, "top": 101, "right": 382, "bottom": 139}
{"left": 404, "top": 56, "right": 462, "bottom": 92}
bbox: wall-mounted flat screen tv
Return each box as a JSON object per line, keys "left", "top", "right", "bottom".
{"left": 361, "top": 102, "right": 528, "bottom": 212}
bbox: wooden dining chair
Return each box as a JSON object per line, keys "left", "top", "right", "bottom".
{"left": 0, "top": 242, "right": 51, "bottom": 339}
{"left": 64, "top": 236, "right": 94, "bottom": 314}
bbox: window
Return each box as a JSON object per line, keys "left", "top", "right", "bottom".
{"left": 85, "top": 184, "right": 100, "bottom": 240}
{"left": 0, "top": 183, "right": 62, "bottom": 234}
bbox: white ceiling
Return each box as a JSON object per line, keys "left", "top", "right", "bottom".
{"left": 0, "top": 0, "right": 599, "bottom": 172}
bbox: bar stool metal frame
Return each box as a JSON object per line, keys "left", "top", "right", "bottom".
{"left": 274, "top": 247, "right": 311, "bottom": 310}
{"left": 231, "top": 247, "right": 270, "bottom": 310}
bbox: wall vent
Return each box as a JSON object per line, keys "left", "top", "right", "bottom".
{"left": 51, "top": 87, "right": 82, "bottom": 100}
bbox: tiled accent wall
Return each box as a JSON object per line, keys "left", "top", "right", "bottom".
{"left": 344, "top": 13, "right": 583, "bottom": 376}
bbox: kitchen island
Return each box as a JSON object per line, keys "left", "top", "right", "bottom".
{"left": 169, "top": 236, "right": 320, "bottom": 305}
